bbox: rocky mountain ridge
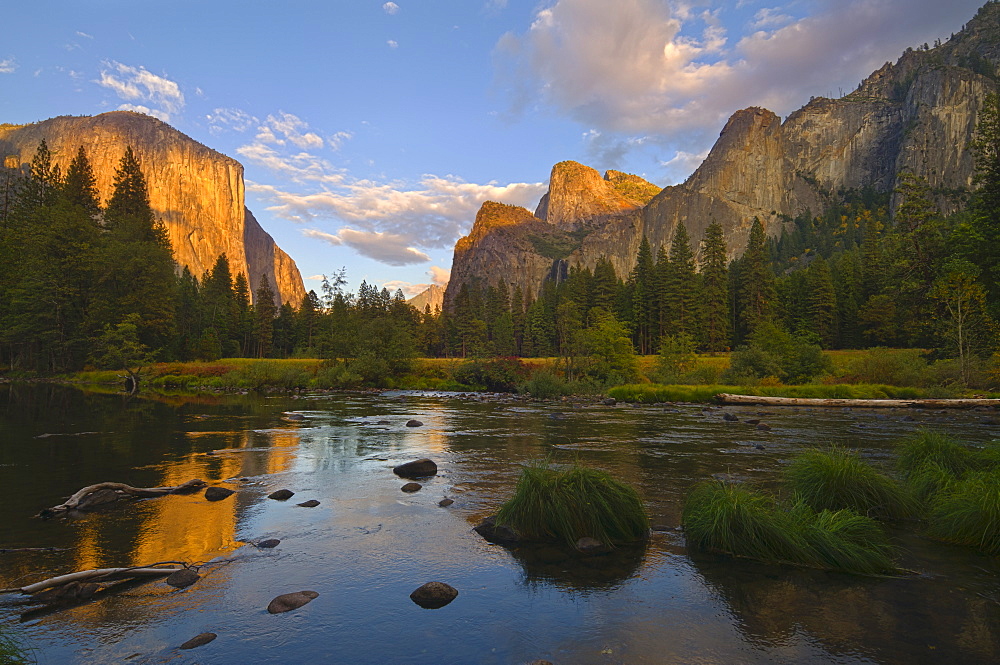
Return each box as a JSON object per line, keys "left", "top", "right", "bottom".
{"left": 0, "top": 112, "right": 305, "bottom": 305}
{"left": 446, "top": 2, "right": 1000, "bottom": 310}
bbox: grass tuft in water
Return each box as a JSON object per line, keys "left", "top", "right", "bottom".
{"left": 682, "top": 481, "right": 900, "bottom": 575}
{"left": 926, "top": 468, "right": 1000, "bottom": 555}
{"left": 494, "top": 462, "right": 649, "bottom": 546}
{"left": 0, "top": 626, "right": 34, "bottom": 665}
{"left": 785, "top": 447, "right": 918, "bottom": 519}
{"left": 896, "top": 430, "right": 976, "bottom": 482}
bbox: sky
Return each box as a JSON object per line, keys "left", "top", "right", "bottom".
{"left": 0, "top": 0, "right": 984, "bottom": 298}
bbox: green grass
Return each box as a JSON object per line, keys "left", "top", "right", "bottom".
{"left": 682, "top": 481, "right": 900, "bottom": 575}
{"left": 926, "top": 469, "right": 1000, "bottom": 554}
{"left": 0, "top": 627, "right": 33, "bottom": 665}
{"left": 494, "top": 463, "right": 649, "bottom": 546}
{"left": 785, "top": 447, "right": 919, "bottom": 519}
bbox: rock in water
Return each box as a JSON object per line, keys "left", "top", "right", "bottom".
{"left": 723, "top": 412, "right": 739, "bottom": 422}
{"left": 474, "top": 516, "right": 519, "bottom": 544}
{"left": 405, "top": 419, "right": 423, "bottom": 427}
{"left": 401, "top": 482, "right": 422, "bottom": 493}
{"left": 393, "top": 458, "right": 437, "bottom": 479}
{"left": 256, "top": 539, "right": 281, "bottom": 548}
{"left": 165, "top": 568, "right": 201, "bottom": 588}
{"left": 268, "top": 489, "right": 295, "bottom": 500}
{"left": 409, "top": 582, "right": 458, "bottom": 609}
{"left": 576, "top": 537, "right": 608, "bottom": 555}
{"left": 180, "top": 633, "right": 217, "bottom": 650}
{"left": 438, "top": 498, "right": 454, "bottom": 507}
{"left": 297, "top": 499, "right": 320, "bottom": 507}
{"left": 267, "top": 590, "right": 319, "bottom": 614}
{"left": 204, "top": 487, "right": 235, "bottom": 501}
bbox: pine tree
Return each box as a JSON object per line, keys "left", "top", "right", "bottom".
{"left": 805, "top": 255, "right": 837, "bottom": 347}
{"left": 253, "top": 274, "right": 276, "bottom": 357}
{"left": 700, "top": 221, "right": 730, "bottom": 352}
{"left": 62, "top": 146, "right": 100, "bottom": 217}
{"left": 628, "top": 236, "right": 655, "bottom": 354}
{"left": 664, "top": 223, "right": 701, "bottom": 339}
{"left": 736, "top": 218, "right": 776, "bottom": 342}
{"left": 970, "top": 92, "right": 1000, "bottom": 313}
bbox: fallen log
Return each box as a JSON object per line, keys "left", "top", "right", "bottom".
{"left": 1, "top": 562, "right": 185, "bottom": 595}
{"left": 715, "top": 394, "right": 1000, "bottom": 409}
{"left": 39, "top": 479, "right": 206, "bottom": 518}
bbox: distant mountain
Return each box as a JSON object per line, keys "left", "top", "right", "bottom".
{"left": 407, "top": 284, "right": 445, "bottom": 312}
{"left": 446, "top": 1, "right": 1000, "bottom": 311}
{"left": 0, "top": 111, "right": 306, "bottom": 305}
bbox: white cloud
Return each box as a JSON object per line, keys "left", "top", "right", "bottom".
{"left": 496, "top": 0, "right": 981, "bottom": 160}
{"left": 429, "top": 265, "right": 450, "bottom": 287}
{"left": 387, "top": 40, "right": 399, "bottom": 49}
{"left": 251, "top": 111, "right": 326, "bottom": 149}
{"left": 381, "top": 266, "right": 450, "bottom": 298}
{"left": 75, "top": 31, "right": 93, "bottom": 39}
{"left": 206, "top": 107, "right": 259, "bottom": 134}
{"left": 306, "top": 274, "right": 326, "bottom": 281}
{"left": 0, "top": 58, "right": 17, "bottom": 74}
{"left": 96, "top": 60, "right": 184, "bottom": 121}
{"left": 383, "top": 2, "right": 400, "bottom": 14}
{"left": 303, "top": 228, "right": 432, "bottom": 266}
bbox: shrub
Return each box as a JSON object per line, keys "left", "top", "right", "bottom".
{"left": 785, "top": 447, "right": 918, "bottom": 519}
{"left": 312, "top": 361, "right": 362, "bottom": 389}
{"left": 651, "top": 333, "right": 697, "bottom": 383}
{"left": 842, "top": 347, "right": 930, "bottom": 387}
{"left": 240, "top": 361, "right": 312, "bottom": 391}
{"left": 519, "top": 369, "right": 570, "bottom": 398}
{"left": 494, "top": 463, "right": 649, "bottom": 546}
{"left": 453, "top": 357, "right": 530, "bottom": 392}
{"left": 726, "top": 322, "right": 831, "bottom": 384}
{"left": 682, "top": 481, "right": 900, "bottom": 575}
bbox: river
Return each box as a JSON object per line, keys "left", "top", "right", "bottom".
{"left": 0, "top": 383, "right": 998, "bottom": 664}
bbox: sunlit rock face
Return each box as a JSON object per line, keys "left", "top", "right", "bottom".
{"left": 0, "top": 111, "right": 305, "bottom": 305}
{"left": 445, "top": 4, "right": 1000, "bottom": 307}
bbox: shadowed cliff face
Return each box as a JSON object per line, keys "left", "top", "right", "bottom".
{"left": 0, "top": 111, "right": 305, "bottom": 306}
{"left": 446, "top": 2, "right": 1000, "bottom": 308}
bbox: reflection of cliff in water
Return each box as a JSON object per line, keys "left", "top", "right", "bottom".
{"left": 507, "top": 541, "right": 648, "bottom": 592}
{"left": 690, "top": 550, "right": 1000, "bottom": 665}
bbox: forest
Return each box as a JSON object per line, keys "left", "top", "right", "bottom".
{"left": 2, "top": 94, "right": 1000, "bottom": 391}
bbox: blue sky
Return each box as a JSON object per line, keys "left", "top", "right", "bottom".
{"left": 0, "top": 0, "right": 983, "bottom": 297}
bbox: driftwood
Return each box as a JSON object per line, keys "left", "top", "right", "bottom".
{"left": 715, "top": 394, "right": 1000, "bottom": 409}
{"left": 0, "top": 562, "right": 185, "bottom": 596}
{"left": 39, "top": 479, "right": 206, "bottom": 518}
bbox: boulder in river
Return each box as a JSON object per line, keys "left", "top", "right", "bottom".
{"left": 393, "top": 458, "right": 438, "bottom": 479}
{"left": 723, "top": 413, "right": 739, "bottom": 422}
{"left": 401, "top": 482, "right": 422, "bottom": 493}
{"left": 474, "top": 516, "right": 520, "bottom": 544}
{"left": 576, "top": 537, "right": 608, "bottom": 555}
{"left": 409, "top": 581, "right": 458, "bottom": 609}
{"left": 438, "top": 498, "right": 454, "bottom": 507}
{"left": 179, "top": 633, "right": 217, "bottom": 650}
{"left": 268, "top": 489, "right": 295, "bottom": 501}
{"left": 297, "top": 499, "right": 320, "bottom": 507}
{"left": 165, "top": 568, "right": 201, "bottom": 588}
{"left": 755, "top": 422, "right": 771, "bottom": 431}
{"left": 405, "top": 419, "right": 423, "bottom": 427}
{"left": 204, "top": 487, "right": 235, "bottom": 501}
{"left": 256, "top": 539, "right": 281, "bottom": 548}
{"left": 267, "top": 590, "right": 319, "bottom": 614}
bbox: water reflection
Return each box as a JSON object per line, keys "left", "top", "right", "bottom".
{"left": 507, "top": 541, "right": 648, "bottom": 591}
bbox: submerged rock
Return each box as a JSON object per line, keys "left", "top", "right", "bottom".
{"left": 401, "top": 482, "right": 422, "bottom": 493}
{"left": 204, "top": 487, "right": 235, "bottom": 501}
{"left": 755, "top": 423, "right": 771, "bottom": 431}
{"left": 723, "top": 412, "right": 739, "bottom": 422}
{"left": 268, "top": 489, "right": 295, "bottom": 500}
{"left": 409, "top": 581, "right": 458, "bottom": 609}
{"left": 438, "top": 498, "right": 454, "bottom": 507}
{"left": 576, "top": 537, "right": 609, "bottom": 555}
{"left": 165, "top": 568, "right": 201, "bottom": 588}
{"left": 474, "top": 516, "right": 520, "bottom": 544}
{"left": 603, "top": 398, "right": 617, "bottom": 406}
{"left": 267, "top": 590, "right": 319, "bottom": 614}
{"left": 393, "top": 458, "right": 438, "bottom": 479}
{"left": 297, "top": 499, "right": 320, "bottom": 507}
{"left": 256, "top": 539, "right": 281, "bottom": 548}
{"left": 179, "top": 633, "right": 217, "bottom": 650}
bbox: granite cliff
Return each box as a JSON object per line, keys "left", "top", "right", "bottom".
{"left": 447, "top": 2, "right": 1000, "bottom": 310}
{"left": 0, "top": 111, "right": 305, "bottom": 305}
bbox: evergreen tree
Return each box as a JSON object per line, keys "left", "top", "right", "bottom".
{"left": 699, "top": 221, "right": 730, "bottom": 352}
{"left": 253, "top": 275, "right": 276, "bottom": 357}
{"left": 664, "top": 223, "right": 701, "bottom": 339}
{"left": 628, "top": 236, "right": 655, "bottom": 354}
{"left": 736, "top": 218, "right": 776, "bottom": 342}
{"left": 970, "top": 92, "right": 1000, "bottom": 314}
{"left": 62, "top": 146, "right": 100, "bottom": 217}
{"left": 805, "top": 255, "right": 837, "bottom": 347}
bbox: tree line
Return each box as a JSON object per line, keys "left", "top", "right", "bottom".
{"left": 3, "top": 93, "right": 1000, "bottom": 383}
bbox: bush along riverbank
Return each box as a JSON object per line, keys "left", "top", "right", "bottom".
{"left": 682, "top": 432, "right": 1000, "bottom": 574}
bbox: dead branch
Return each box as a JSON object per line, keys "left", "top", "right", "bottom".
{"left": 2, "top": 561, "right": 187, "bottom": 595}
{"left": 39, "top": 479, "right": 206, "bottom": 518}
